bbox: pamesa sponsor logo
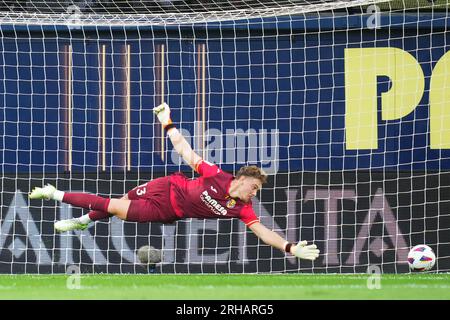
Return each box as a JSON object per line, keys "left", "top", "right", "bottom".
{"left": 200, "top": 190, "right": 227, "bottom": 216}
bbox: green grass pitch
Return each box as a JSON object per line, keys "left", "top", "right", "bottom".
{"left": 0, "top": 273, "right": 449, "bottom": 300}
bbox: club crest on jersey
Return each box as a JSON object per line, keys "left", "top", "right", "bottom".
{"left": 226, "top": 199, "right": 236, "bottom": 208}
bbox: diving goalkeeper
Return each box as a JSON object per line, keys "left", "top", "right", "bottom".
{"left": 29, "top": 103, "right": 320, "bottom": 261}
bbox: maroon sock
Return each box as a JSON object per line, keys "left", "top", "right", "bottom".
{"left": 62, "top": 193, "right": 111, "bottom": 213}
{"left": 88, "top": 210, "right": 113, "bottom": 221}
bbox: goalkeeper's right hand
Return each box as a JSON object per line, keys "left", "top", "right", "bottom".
{"left": 153, "top": 102, "right": 172, "bottom": 127}
{"left": 291, "top": 241, "right": 320, "bottom": 261}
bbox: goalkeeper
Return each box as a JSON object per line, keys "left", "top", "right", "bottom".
{"left": 29, "top": 103, "right": 320, "bottom": 261}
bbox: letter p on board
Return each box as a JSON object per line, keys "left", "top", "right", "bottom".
{"left": 344, "top": 47, "right": 425, "bottom": 149}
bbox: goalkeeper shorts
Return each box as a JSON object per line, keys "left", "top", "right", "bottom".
{"left": 126, "top": 177, "right": 181, "bottom": 224}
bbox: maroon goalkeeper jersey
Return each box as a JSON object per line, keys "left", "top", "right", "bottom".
{"left": 169, "top": 161, "right": 259, "bottom": 226}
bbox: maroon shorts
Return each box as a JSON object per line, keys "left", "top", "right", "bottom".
{"left": 126, "top": 177, "right": 181, "bottom": 224}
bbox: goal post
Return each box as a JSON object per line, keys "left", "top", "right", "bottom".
{"left": 0, "top": 0, "right": 449, "bottom": 274}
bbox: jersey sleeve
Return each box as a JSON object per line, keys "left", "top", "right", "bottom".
{"left": 239, "top": 204, "right": 259, "bottom": 227}
{"left": 195, "top": 160, "right": 222, "bottom": 178}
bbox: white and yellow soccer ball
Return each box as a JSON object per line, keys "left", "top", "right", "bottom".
{"left": 407, "top": 244, "right": 436, "bottom": 271}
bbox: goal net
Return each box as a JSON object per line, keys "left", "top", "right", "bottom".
{"left": 0, "top": 0, "right": 449, "bottom": 274}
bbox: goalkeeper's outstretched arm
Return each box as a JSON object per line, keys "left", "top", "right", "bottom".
{"left": 153, "top": 103, "right": 319, "bottom": 261}
{"left": 249, "top": 222, "right": 320, "bottom": 260}
{"left": 153, "top": 103, "right": 202, "bottom": 170}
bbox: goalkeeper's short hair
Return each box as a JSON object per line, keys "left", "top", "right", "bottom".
{"left": 236, "top": 165, "right": 268, "bottom": 184}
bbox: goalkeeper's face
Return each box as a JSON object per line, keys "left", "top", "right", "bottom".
{"left": 236, "top": 177, "right": 262, "bottom": 203}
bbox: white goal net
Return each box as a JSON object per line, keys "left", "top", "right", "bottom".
{"left": 0, "top": 0, "right": 449, "bottom": 273}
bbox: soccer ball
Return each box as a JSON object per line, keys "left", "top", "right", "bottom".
{"left": 407, "top": 244, "right": 436, "bottom": 271}
{"left": 137, "top": 245, "right": 161, "bottom": 265}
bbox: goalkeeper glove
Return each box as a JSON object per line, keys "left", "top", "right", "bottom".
{"left": 291, "top": 241, "right": 320, "bottom": 261}
{"left": 153, "top": 102, "right": 172, "bottom": 127}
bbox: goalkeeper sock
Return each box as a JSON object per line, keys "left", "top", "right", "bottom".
{"left": 53, "top": 190, "right": 65, "bottom": 201}
{"left": 78, "top": 214, "right": 93, "bottom": 224}
{"left": 87, "top": 210, "right": 113, "bottom": 221}
{"left": 62, "top": 193, "right": 111, "bottom": 213}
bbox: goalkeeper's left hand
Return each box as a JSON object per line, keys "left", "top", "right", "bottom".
{"left": 291, "top": 241, "right": 320, "bottom": 261}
